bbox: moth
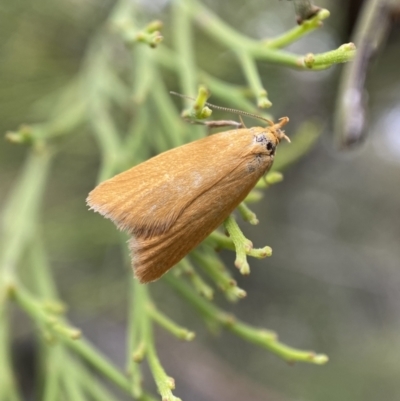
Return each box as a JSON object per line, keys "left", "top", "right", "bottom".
{"left": 87, "top": 101, "right": 289, "bottom": 283}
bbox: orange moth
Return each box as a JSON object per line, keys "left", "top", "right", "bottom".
{"left": 87, "top": 100, "right": 289, "bottom": 283}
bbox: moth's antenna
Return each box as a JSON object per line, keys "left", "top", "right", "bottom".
{"left": 170, "top": 91, "right": 275, "bottom": 126}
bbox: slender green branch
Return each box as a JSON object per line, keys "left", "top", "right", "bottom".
{"left": 176, "top": 259, "right": 214, "bottom": 300}
{"left": 145, "top": 323, "right": 181, "bottom": 401}
{"left": 256, "top": 171, "right": 284, "bottom": 189}
{"left": 207, "top": 231, "right": 272, "bottom": 261}
{"left": 224, "top": 215, "right": 272, "bottom": 275}
{"left": 155, "top": 47, "right": 271, "bottom": 116}
{"left": 151, "top": 72, "right": 187, "bottom": 147}
{"left": 62, "top": 367, "right": 87, "bottom": 401}
{"left": 136, "top": 23, "right": 163, "bottom": 48}
{"left": 131, "top": 46, "right": 156, "bottom": 105}
{"left": 41, "top": 345, "right": 62, "bottom": 401}
{"left": 165, "top": 274, "right": 328, "bottom": 365}
{"left": 244, "top": 189, "right": 264, "bottom": 204}
{"left": 147, "top": 303, "right": 195, "bottom": 341}
{"left": 185, "top": 0, "right": 257, "bottom": 50}
{"left": 124, "top": 100, "right": 151, "bottom": 166}
{"left": 0, "top": 149, "right": 52, "bottom": 278}
{"left": 235, "top": 50, "right": 271, "bottom": 108}
{"left": 191, "top": 250, "right": 247, "bottom": 302}
{"left": 0, "top": 305, "right": 22, "bottom": 401}
{"left": 301, "top": 43, "right": 356, "bottom": 69}
{"left": 42, "top": 97, "right": 88, "bottom": 139}
{"left": 6, "top": 82, "right": 87, "bottom": 144}
{"left": 178, "top": 85, "right": 212, "bottom": 120}
{"left": 72, "top": 358, "right": 126, "bottom": 401}
{"left": 109, "top": 0, "right": 163, "bottom": 48}
{"left": 65, "top": 337, "right": 131, "bottom": 393}
{"left": 265, "top": 8, "right": 330, "bottom": 49}
{"left": 11, "top": 285, "right": 81, "bottom": 341}
{"left": 84, "top": 43, "right": 124, "bottom": 181}
{"left": 141, "top": 285, "right": 181, "bottom": 401}
{"left": 10, "top": 281, "right": 133, "bottom": 394}
{"left": 172, "top": 1, "right": 198, "bottom": 101}
{"left": 237, "top": 202, "right": 259, "bottom": 225}
{"left": 186, "top": 0, "right": 355, "bottom": 70}
{"left": 127, "top": 278, "right": 146, "bottom": 398}
{"left": 201, "top": 73, "right": 273, "bottom": 117}
{"left": 28, "top": 238, "right": 59, "bottom": 300}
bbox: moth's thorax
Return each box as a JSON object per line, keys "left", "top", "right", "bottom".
{"left": 235, "top": 126, "right": 279, "bottom": 174}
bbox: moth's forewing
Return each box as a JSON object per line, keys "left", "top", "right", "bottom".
{"left": 87, "top": 127, "right": 280, "bottom": 283}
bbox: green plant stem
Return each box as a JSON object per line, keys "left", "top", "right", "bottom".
{"left": 132, "top": 46, "right": 155, "bottom": 105}
{"left": 265, "top": 9, "right": 329, "bottom": 49}
{"left": 84, "top": 41, "right": 123, "bottom": 181}
{"left": 207, "top": 231, "right": 273, "bottom": 261}
{"left": 72, "top": 358, "right": 124, "bottom": 401}
{"left": 28, "top": 239, "right": 66, "bottom": 401}
{"left": 172, "top": 1, "right": 197, "bottom": 101}
{"left": 201, "top": 73, "right": 271, "bottom": 116}
{"left": 127, "top": 278, "right": 146, "bottom": 398}
{"left": 165, "top": 274, "right": 328, "bottom": 364}
{"left": 139, "top": 284, "right": 181, "bottom": 401}
{"left": 155, "top": 45, "right": 273, "bottom": 117}
{"left": 237, "top": 202, "right": 258, "bottom": 225}
{"left": 147, "top": 303, "right": 195, "bottom": 341}
{"left": 256, "top": 171, "right": 284, "bottom": 189}
{"left": 0, "top": 149, "right": 52, "bottom": 278}
{"left": 187, "top": 0, "right": 302, "bottom": 65}
{"left": 29, "top": 238, "right": 58, "bottom": 299}
{"left": 235, "top": 50, "right": 271, "bottom": 108}
{"left": 69, "top": 321, "right": 157, "bottom": 401}
{"left": 0, "top": 306, "right": 21, "bottom": 401}
{"left": 244, "top": 189, "right": 264, "bottom": 203}
{"left": 42, "top": 97, "right": 88, "bottom": 139}
{"left": 62, "top": 364, "right": 87, "bottom": 401}
{"left": 124, "top": 100, "right": 151, "bottom": 165}
{"left": 186, "top": 0, "right": 355, "bottom": 69}
{"left": 11, "top": 285, "right": 81, "bottom": 340}
{"left": 151, "top": 73, "right": 187, "bottom": 147}
{"left": 41, "top": 344, "right": 62, "bottom": 401}
{"left": 176, "top": 259, "right": 214, "bottom": 300}
{"left": 224, "top": 215, "right": 271, "bottom": 275}
{"left": 66, "top": 337, "right": 132, "bottom": 392}
{"left": 192, "top": 250, "right": 246, "bottom": 301}
{"left": 109, "top": 0, "right": 137, "bottom": 28}
{"left": 186, "top": 0, "right": 256, "bottom": 49}
{"left": 28, "top": 238, "right": 142, "bottom": 399}
{"left": 9, "top": 281, "right": 133, "bottom": 393}
{"left": 302, "top": 43, "right": 357, "bottom": 69}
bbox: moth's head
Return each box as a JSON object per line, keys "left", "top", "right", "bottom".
{"left": 266, "top": 117, "right": 290, "bottom": 145}
{"left": 251, "top": 117, "right": 290, "bottom": 158}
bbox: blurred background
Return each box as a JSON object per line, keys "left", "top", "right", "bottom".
{"left": 1, "top": 0, "right": 400, "bottom": 400}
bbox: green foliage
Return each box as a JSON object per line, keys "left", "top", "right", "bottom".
{"left": 0, "top": 1, "right": 354, "bottom": 400}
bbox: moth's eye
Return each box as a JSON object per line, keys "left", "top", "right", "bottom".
{"left": 266, "top": 141, "right": 274, "bottom": 151}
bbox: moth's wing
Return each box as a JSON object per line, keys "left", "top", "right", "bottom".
{"left": 87, "top": 129, "right": 253, "bottom": 238}
{"left": 129, "top": 133, "right": 275, "bottom": 283}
